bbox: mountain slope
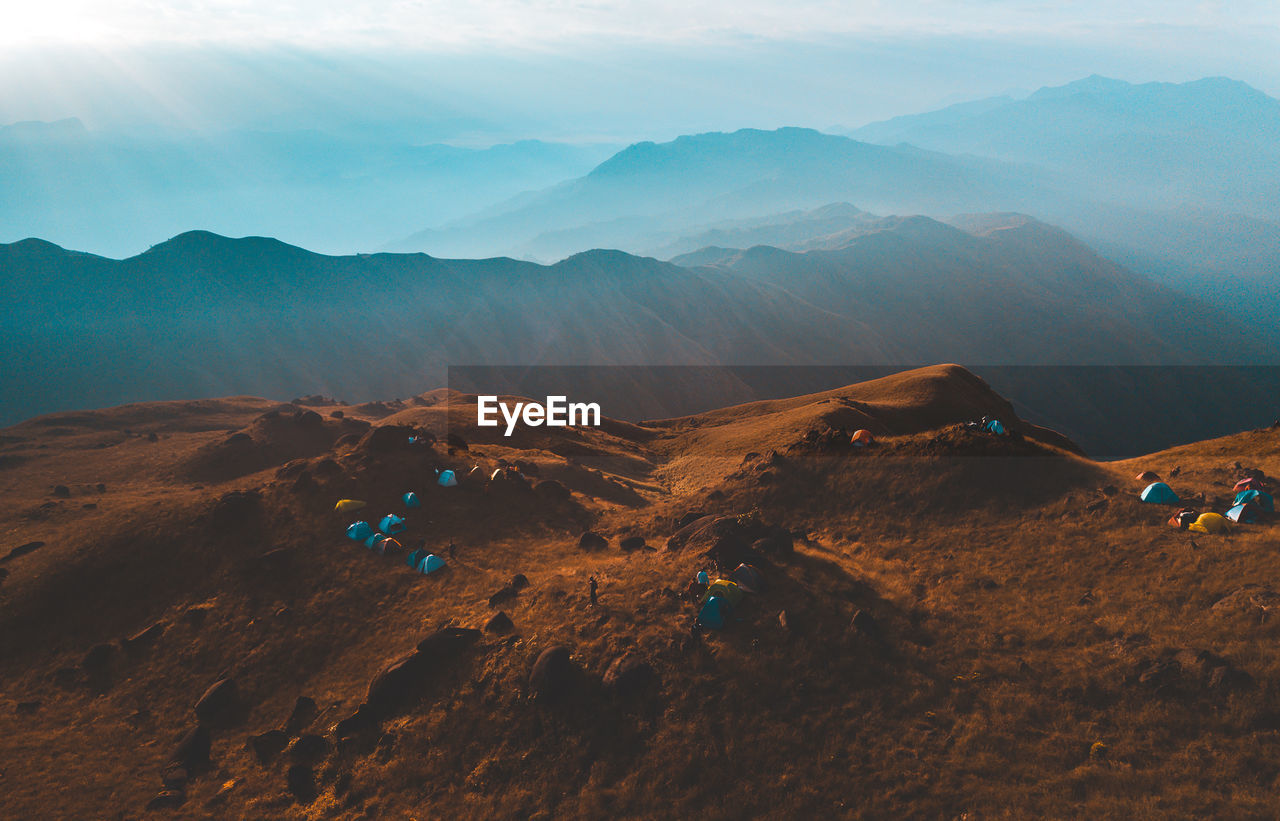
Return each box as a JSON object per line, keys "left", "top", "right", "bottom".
{"left": 2, "top": 368, "right": 1279, "bottom": 818}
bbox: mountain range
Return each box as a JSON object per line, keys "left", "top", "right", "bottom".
{"left": 5, "top": 214, "right": 1276, "bottom": 456}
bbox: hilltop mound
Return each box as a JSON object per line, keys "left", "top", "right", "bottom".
{"left": 1, "top": 368, "right": 1278, "bottom": 818}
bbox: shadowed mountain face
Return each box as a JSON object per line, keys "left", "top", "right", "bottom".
{"left": 3, "top": 218, "right": 1276, "bottom": 455}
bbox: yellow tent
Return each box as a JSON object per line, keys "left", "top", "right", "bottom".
{"left": 1188, "top": 512, "right": 1228, "bottom": 534}
{"left": 699, "top": 579, "right": 744, "bottom": 607}
{"left": 334, "top": 499, "right": 366, "bottom": 514}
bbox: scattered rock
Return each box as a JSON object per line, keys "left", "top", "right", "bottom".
{"left": 488, "top": 585, "right": 518, "bottom": 607}
{"left": 122, "top": 622, "right": 165, "bottom": 654}
{"left": 619, "top": 535, "right": 647, "bottom": 552}
{"left": 82, "top": 642, "right": 116, "bottom": 671}
{"left": 603, "top": 653, "right": 655, "bottom": 694}
{"left": 529, "top": 646, "right": 574, "bottom": 701}
{"left": 96, "top": 483, "right": 107, "bottom": 493}
{"left": 170, "top": 725, "right": 211, "bottom": 771}
{"left": 510, "top": 573, "right": 530, "bottom": 591}
{"left": 249, "top": 730, "right": 289, "bottom": 764}
{"left": 533, "top": 479, "right": 571, "bottom": 502}
{"left": 52, "top": 485, "right": 71, "bottom": 498}
{"left": 289, "top": 734, "right": 331, "bottom": 764}
{"left": 485, "top": 611, "right": 514, "bottom": 633}
{"left": 578, "top": 531, "right": 609, "bottom": 552}
{"left": 365, "top": 628, "right": 481, "bottom": 719}
{"left": 2, "top": 541, "right": 45, "bottom": 563}
{"left": 1212, "top": 585, "right": 1280, "bottom": 618}
{"left": 146, "top": 790, "right": 186, "bottom": 811}
{"left": 851, "top": 610, "right": 883, "bottom": 643}
{"left": 15, "top": 700, "right": 42, "bottom": 714}
{"left": 286, "top": 764, "right": 317, "bottom": 803}
{"left": 284, "top": 696, "right": 318, "bottom": 736}
{"left": 161, "top": 764, "right": 189, "bottom": 790}
{"left": 194, "top": 678, "right": 242, "bottom": 725}
{"left": 446, "top": 432, "right": 469, "bottom": 452}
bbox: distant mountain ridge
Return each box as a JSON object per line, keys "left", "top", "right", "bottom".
{"left": 4, "top": 216, "right": 1277, "bottom": 455}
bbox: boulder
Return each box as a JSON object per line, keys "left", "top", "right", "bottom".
{"left": 161, "top": 764, "right": 189, "bottom": 790}
{"left": 2, "top": 541, "right": 45, "bottom": 562}
{"left": 53, "top": 485, "right": 71, "bottom": 498}
{"left": 529, "top": 646, "right": 574, "bottom": 701}
{"left": 286, "top": 764, "right": 317, "bottom": 803}
{"left": 578, "top": 531, "right": 609, "bottom": 552}
{"left": 488, "top": 585, "right": 518, "bottom": 607}
{"left": 146, "top": 790, "right": 186, "bottom": 811}
{"left": 82, "top": 642, "right": 116, "bottom": 671}
{"left": 359, "top": 424, "right": 418, "bottom": 453}
{"left": 603, "top": 653, "right": 655, "bottom": 694}
{"left": 446, "top": 432, "right": 469, "bottom": 452}
{"left": 170, "top": 725, "right": 211, "bottom": 771}
{"left": 194, "top": 678, "right": 242, "bottom": 724}
{"left": 485, "top": 611, "right": 515, "bottom": 633}
{"left": 249, "top": 730, "right": 289, "bottom": 764}
{"left": 288, "top": 734, "right": 331, "bottom": 764}
{"left": 510, "top": 573, "right": 530, "bottom": 591}
{"left": 619, "top": 536, "right": 647, "bottom": 552}
{"left": 534, "top": 479, "right": 571, "bottom": 502}
{"left": 284, "top": 696, "right": 318, "bottom": 736}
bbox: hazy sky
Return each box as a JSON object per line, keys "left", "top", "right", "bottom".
{"left": 3, "top": 1, "right": 1279, "bottom": 142}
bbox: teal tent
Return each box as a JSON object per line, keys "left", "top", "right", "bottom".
{"left": 984, "top": 419, "right": 1007, "bottom": 435}
{"left": 698, "top": 596, "right": 729, "bottom": 630}
{"left": 405, "top": 548, "right": 425, "bottom": 569}
{"left": 403, "top": 491, "right": 421, "bottom": 508}
{"left": 1234, "top": 489, "right": 1274, "bottom": 512}
{"left": 438, "top": 470, "right": 458, "bottom": 487}
{"left": 419, "top": 554, "right": 446, "bottom": 574}
{"left": 1227, "top": 503, "right": 1262, "bottom": 523}
{"left": 380, "top": 514, "right": 406, "bottom": 535}
{"left": 1140, "top": 482, "right": 1179, "bottom": 504}
{"left": 347, "top": 521, "right": 373, "bottom": 541}
{"left": 364, "top": 532, "right": 386, "bottom": 551}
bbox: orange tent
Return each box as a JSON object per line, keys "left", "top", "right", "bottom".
{"left": 851, "top": 429, "right": 875, "bottom": 446}
{"left": 1136, "top": 470, "right": 1160, "bottom": 482}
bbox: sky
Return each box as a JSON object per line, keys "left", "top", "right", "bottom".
{"left": 2, "top": 1, "right": 1278, "bottom": 144}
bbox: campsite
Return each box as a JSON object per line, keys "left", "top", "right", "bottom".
{"left": 1, "top": 365, "right": 1278, "bottom": 818}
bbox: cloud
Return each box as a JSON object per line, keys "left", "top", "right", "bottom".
{"left": 6, "top": 0, "right": 1278, "bottom": 49}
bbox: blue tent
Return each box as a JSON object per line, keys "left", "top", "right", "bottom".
{"left": 419, "top": 554, "right": 446, "bottom": 574}
{"left": 403, "top": 491, "right": 421, "bottom": 508}
{"left": 1140, "top": 482, "right": 1179, "bottom": 505}
{"left": 437, "top": 470, "right": 458, "bottom": 487}
{"left": 405, "top": 548, "right": 425, "bottom": 569}
{"left": 696, "top": 570, "right": 710, "bottom": 585}
{"left": 697, "top": 596, "right": 729, "bottom": 630}
{"left": 364, "top": 532, "right": 386, "bottom": 551}
{"left": 984, "top": 419, "right": 1007, "bottom": 435}
{"left": 1227, "top": 503, "right": 1261, "bottom": 523}
{"left": 1234, "top": 489, "right": 1275, "bottom": 512}
{"left": 347, "top": 521, "right": 373, "bottom": 541}
{"left": 380, "top": 514, "right": 406, "bottom": 535}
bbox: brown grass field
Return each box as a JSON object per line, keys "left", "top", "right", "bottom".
{"left": 1, "top": 364, "right": 1278, "bottom": 819}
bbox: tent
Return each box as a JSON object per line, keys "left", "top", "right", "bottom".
{"left": 1227, "top": 503, "right": 1263, "bottom": 524}
{"left": 1140, "top": 482, "right": 1179, "bottom": 504}
{"left": 696, "top": 570, "right": 710, "bottom": 585}
{"left": 380, "top": 514, "right": 406, "bottom": 535}
{"left": 984, "top": 419, "right": 1007, "bottom": 435}
{"left": 334, "top": 499, "right": 366, "bottom": 514}
{"left": 347, "top": 521, "right": 373, "bottom": 541}
{"left": 405, "top": 548, "right": 425, "bottom": 569}
{"left": 1168, "top": 509, "right": 1199, "bottom": 529}
{"left": 1135, "top": 471, "right": 1161, "bottom": 483}
{"left": 730, "top": 563, "right": 765, "bottom": 593}
{"left": 419, "top": 554, "right": 446, "bottom": 574}
{"left": 697, "top": 596, "right": 729, "bottom": 630}
{"left": 365, "top": 532, "right": 387, "bottom": 553}
{"left": 1188, "top": 512, "right": 1228, "bottom": 534}
{"left": 402, "top": 491, "right": 421, "bottom": 508}
{"left": 700, "top": 579, "right": 744, "bottom": 608}
{"left": 1234, "top": 489, "right": 1275, "bottom": 512}
{"left": 851, "top": 429, "right": 875, "bottom": 446}
{"left": 1234, "top": 477, "right": 1267, "bottom": 493}
{"left": 380, "top": 537, "right": 402, "bottom": 554}
{"left": 437, "top": 469, "right": 458, "bottom": 488}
